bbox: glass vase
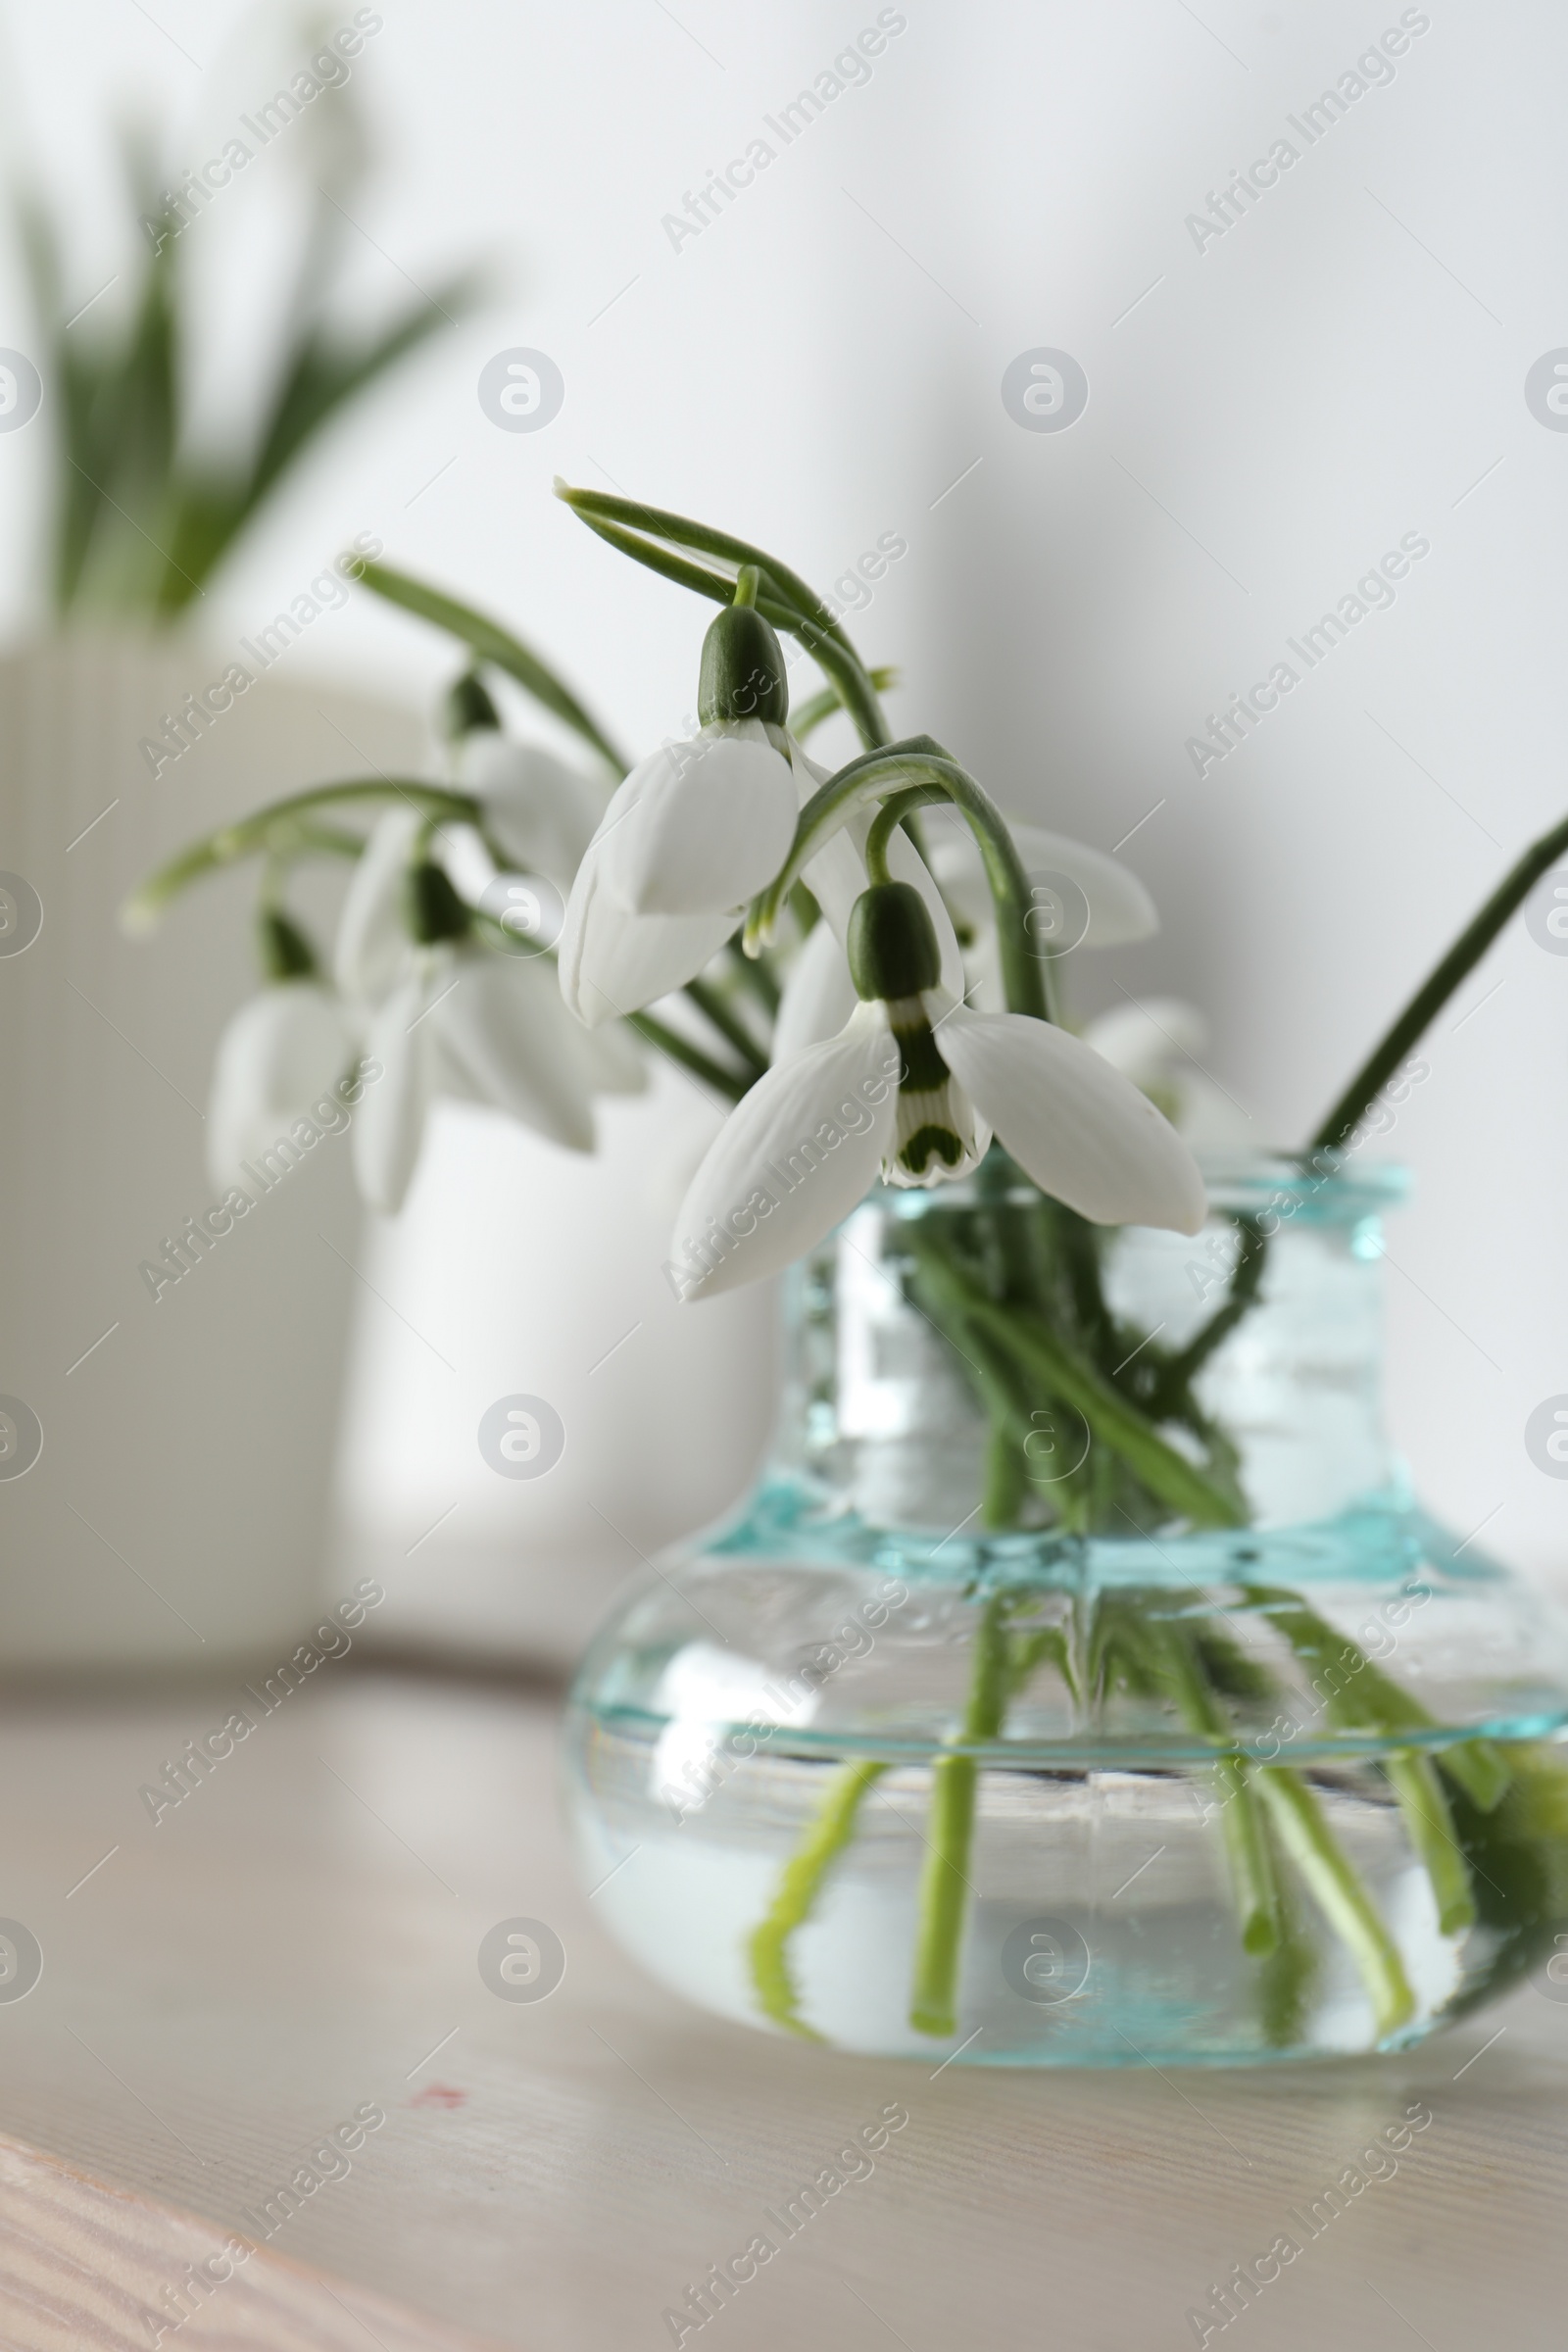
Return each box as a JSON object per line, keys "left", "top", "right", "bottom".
{"left": 564, "top": 1154, "right": 1568, "bottom": 2064}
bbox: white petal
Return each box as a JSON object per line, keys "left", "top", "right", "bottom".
{"left": 334, "top": 809, "right": 421, "bottom": 1005}
{"left": 458, "top": 734, "right": 608, "bottom": 890}
{"left": 772, "top": 919, "right": 859, "bottom": 1061}
{"left": 1011, "top": 825, "right": 1158, "bottom": 947}
{"left": 937, "top": 1006, "right": 1207, "bottom": 1234}
{"left": 606, "top": 724, "right": 797, "bottom": 917}
{"left": 353, "top": 968, "right": 438, "bottom": 1213}
{"left": 558, "top": 838, "right": 737, "bottom": 1027}
{"left": 926, "top": 811, "right": 1157, "bottom": 949}
{"left": 207, "top": 984, "right": 356, "bottom": 1191}
{"left": 1082, "top": 998, "right": 1209, "bottom": 1089}
{"left": 436, "top": 951, "right": 596, "bottom": 1152}
{"left": 671, "top": 1010, "right": 897, "bottom": 1299}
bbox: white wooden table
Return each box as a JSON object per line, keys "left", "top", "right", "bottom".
{"left": 2, "top": 1663, "right": 1563, "bottom": 2350}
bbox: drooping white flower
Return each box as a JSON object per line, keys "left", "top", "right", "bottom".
{"left": 559, "top": 589, "right": 813, "bottom": 1026}
{"left": 770, "top": 742, "right": 970, "bottom": 1062}
{"left": 668, "top": 883, "right": 1206, "bottom": 1300}
{"left": 919, "top": 808, "right": 1159, "bottom": 1014}
{"left": 207, "top": 980, "right": 358, "bottom": 1192}
{"left": 333, "top": 798, "right": 646, "bottom": 1141}
{"left": 455, "top": 731, "right": 609, "bottom": 892}
{"left": 790, "top": 741, "right": 967, "bottom": 1001}
{"left": 334, "top": 808, "right": 424, "bottom": 1008}
{"left": 354, "top": 938, "right": 596, "bottom": 1214}
{"left": 1083, "top": 998, "right": 1253, "bottom": 1155}
{"left": 771, "top": 914, "right": 860, "bottom": 1063}
{"left": 924, "top": 809, "right": 1157, "bottom": 949}
{"left": 559, "top": 717, "right": 798, "bottom": 1024}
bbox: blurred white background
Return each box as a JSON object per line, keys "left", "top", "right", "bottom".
{"left": 3, "top": 0, "right": 1564, "bottom": 1611}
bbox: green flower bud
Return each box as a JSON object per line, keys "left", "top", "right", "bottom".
{"left": 698, "top": 596, "right": 789, "bottom": 729}
{"left": 258, "top": 908, "right": 318, "bottom": 982}
{"left": 443, "top": 669, "right": 502, "bottom": 740}
{"left": 848, "top": 882, "right": 942, "bottom": 1002}
{"left": 406, "top": 859, "right": 470, "bottom": 945}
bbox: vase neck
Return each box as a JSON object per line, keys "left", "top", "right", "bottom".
{"left": 768, "top": 1174, "right": 1399, "bottom": 1538}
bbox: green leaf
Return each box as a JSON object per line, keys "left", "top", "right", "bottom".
{"left": 354, "top": 562, "right": 628, "bottom": 773}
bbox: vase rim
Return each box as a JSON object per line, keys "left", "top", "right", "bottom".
{"left": 860, "top": 1147, "right": 1408, "bottom": 1227}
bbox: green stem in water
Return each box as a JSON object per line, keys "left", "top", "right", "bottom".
{"left": 981, "top": 1423, "right": 1029, "bottom": 1530}
{"left": 910, "top": 1247, "right": 1244, "bottom": 1530}
{"left": 1152, "top": 1216, "right": 1269, "bottom": 1412}
{"left": 1384, "top": 1753, "right": 1477, "bottom": 1936}
{"left": 356, "top": 560, "right": 630, "bottom": 775}
{"left": 1310, "top": 806, "right": 1568, "bottom": 1152}
{"left": 1251, "top": 1590, "right": 1510, "bottom": 1812}
{"left": 1254, "top": 1767, "right": 1416, "bottom": 2038}
{"left": 748, "top": 1757, "right": 889, "bottom": 2038}
{"left": 1145, "top": 1619, "right": 1281, "bottom": 1957}
{"left": 909, "top": 1593, "right": 1011, "bottom": 2037}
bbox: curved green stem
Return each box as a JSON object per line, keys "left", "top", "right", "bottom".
{"left": 356, "top": 560, "right": 630, "bottom": 774}
{"left": 1311, "top": 806, "right": 1568, "bottom": 1152}
{"left": 556, "top": 484, "right": 890, "bottom": 750}
{"left": 792, "top": 668, "right": 900, "bottom": 744}
{"left": 750, "top": 748, "right": 1049, "bottom": 1023}
{"left": 124, "top": 780, "right": 481, "bottom": 929}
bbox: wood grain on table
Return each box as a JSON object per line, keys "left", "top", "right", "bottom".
{"left": 0, "top": 1664, "right": 1562, "bottom": 2351}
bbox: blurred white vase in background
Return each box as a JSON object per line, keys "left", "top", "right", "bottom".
{"left": 0, "top": 637, "right": 421, "bottom": 1669}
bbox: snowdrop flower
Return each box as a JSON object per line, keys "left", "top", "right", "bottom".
{"left": 771, "top": 915, "right": 860, "bottom": 1063}
{"left": 668, "top": 882, "right": 1206, "bottom": 1300}
{"left": 353, "top": 860, "right": 596, "bottom": 1213}
{"left": 925, "top": 809, "right": 1157, "bottom": 949}
{"left": 560, "top": 587, "right": 801, "bottom": 1025}
{"left": 769, "top": 748, "right": 969, "bottom": 1062}
{"left": 454, "top": 728, "right": 609, "bottom": 893}
{"left": 921, "top": 808, "right": 1158, "bottom": 1013}
{"left": 207, "top": 919, "right": 359, "bottom": 1191}
{"left": 1083, "top": 998, "right": 1253, "bottom": 1156}
{"left": 334, "top": 807, "right": 424, "bottom": 1008}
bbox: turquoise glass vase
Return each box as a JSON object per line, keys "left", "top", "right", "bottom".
{"left": 564, "top": 1157, "right": 1568, "bottom": 2064}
